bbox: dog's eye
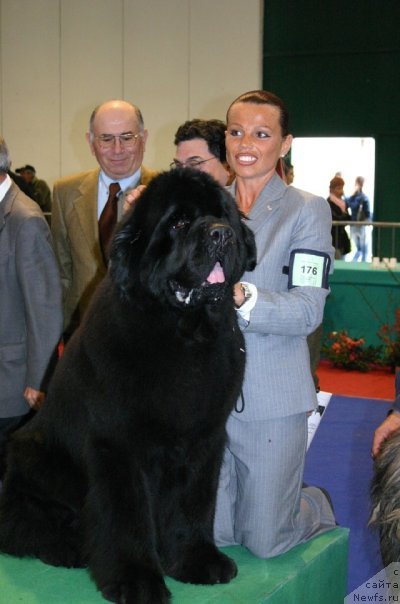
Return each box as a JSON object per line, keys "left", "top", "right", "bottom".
{"left": 171, "top": 217, "right": 190, "bottom": 231}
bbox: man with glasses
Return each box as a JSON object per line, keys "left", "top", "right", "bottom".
{"left": 52, "top": 100, "right": 156, "bottom": 340}
{"left": 172, "top": 119, "right": 233, "bottom": 186}
{"left": 123, "top": 118, "right": 233, "bottom": 213}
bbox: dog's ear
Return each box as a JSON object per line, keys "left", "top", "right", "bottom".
{"left": 221, "top": 189, "right": 257, "bottom": 273}
{"left": 241, "top": 219, "right": 257, "bottom": 271}
{"left": 109, "top": 210, "right": 142, "bottom": 297}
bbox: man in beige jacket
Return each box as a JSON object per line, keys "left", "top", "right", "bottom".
{"left": 52, "top": 100, "right": 157, "bottom": 338}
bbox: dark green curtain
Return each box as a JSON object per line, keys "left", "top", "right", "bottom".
{"left": 263, "top": 0, "right": 400, "bottom": 248}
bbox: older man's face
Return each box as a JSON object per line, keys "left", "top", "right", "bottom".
{"left": 87, "top": 101, "right": 148, "bottom": 180}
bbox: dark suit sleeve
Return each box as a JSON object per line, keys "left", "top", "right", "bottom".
{"left": 16, "top": 215, "right": 63, "bottom": 390}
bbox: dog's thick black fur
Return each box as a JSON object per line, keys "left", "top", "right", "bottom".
{"left": 0, "top": 169, "right": 256, "bottom": 603}
{"left": 371, "top": 430, "right": 400, "bottom": 565}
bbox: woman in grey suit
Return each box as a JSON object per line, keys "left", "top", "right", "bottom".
{"left": 213, "top": 90, "right": 337, "bottom": 557}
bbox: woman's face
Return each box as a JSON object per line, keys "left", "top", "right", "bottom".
{"left": 226, "top": 102, "right": 292, "bottom": 183}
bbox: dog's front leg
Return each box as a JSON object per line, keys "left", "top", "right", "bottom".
{"left": 167, "top": 439, "right": 237, "bottom": 586}
{"left": 83, "top": 437, "right": 170, "bottom": 604}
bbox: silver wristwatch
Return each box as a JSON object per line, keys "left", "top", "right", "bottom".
{"left": 235, "top": 282, "right": 252, "bottom": 309}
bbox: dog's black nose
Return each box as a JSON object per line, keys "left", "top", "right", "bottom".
{"left": 209, "top": 224, "right": 233, "bottom": 247}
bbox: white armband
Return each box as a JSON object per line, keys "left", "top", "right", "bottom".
{"left": 288, "top": 249, "right": 331, "bottom": 289}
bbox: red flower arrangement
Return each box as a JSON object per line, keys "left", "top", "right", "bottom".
{"left": 323, "top": 308, "right": 400, "bottom": 372}
{"left": 322, "top": 330, "right": 381, "bottom": 372}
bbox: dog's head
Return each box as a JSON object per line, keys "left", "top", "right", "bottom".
{"left": 110, "top": 168, "right": 256, "bottom": 308}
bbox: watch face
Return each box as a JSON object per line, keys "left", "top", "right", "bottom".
{"left": 242, "top": 283, "right": 251, "bottom": 303}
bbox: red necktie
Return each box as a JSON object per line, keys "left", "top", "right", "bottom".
{"left": 99, "top": 182, "right": 121, "bottom": 261}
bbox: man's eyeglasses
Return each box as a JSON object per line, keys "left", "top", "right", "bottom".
{"left": 94, "top": 132, "right": 143, "bottom": 149}
{"left": 170, "top": 157, "right": 217, "bottom": 169}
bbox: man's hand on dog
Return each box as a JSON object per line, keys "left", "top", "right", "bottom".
{"left": 24, "top": 387, "right": 45, "bottom": 410}
{"left": 123, "top": 185, "right": 147, "bottom": 213}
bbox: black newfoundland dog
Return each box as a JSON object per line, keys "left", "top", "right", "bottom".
{"left": 0, "top": 169, "right": 256, "bottom": 603}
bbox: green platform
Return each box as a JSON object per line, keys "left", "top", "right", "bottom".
{"left": 0, "top": 527, "right": 348, "bottom": 604}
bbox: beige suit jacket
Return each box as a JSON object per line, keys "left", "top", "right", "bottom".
{"left": 52, "top": 166, "right": 156, "bottom": 334}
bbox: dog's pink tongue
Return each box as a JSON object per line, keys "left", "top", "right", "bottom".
{"left": 206, "top": 262, "right": 225, "bottom": 284}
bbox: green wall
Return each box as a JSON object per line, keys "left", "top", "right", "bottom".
{"left": 263, "top": 0, "right": 400, "bottom": 237}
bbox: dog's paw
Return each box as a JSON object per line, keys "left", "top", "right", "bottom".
{"left": 173, "top": 544, "right": 238, "bottom": 585}
{"left": 101, "top": 576, "right": 171, "bottom": 604}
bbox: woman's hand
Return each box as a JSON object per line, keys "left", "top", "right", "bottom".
{"left": 233, "top": 282, "right": 245, "bottom": 308}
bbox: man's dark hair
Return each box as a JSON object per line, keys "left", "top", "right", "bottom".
{"left": 174, "top": 119, "right": 227, "bottom": 163}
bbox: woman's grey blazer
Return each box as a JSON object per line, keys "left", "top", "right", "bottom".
{"left": 230, "top": 173, "right": 334, "bottom": 421}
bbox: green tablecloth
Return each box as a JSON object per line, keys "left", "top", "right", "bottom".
{"left": 0, "top": 528, "right": 349, "bottom": 604}
{"left": 324, "top": 260, "right": 400, "bottom": 346}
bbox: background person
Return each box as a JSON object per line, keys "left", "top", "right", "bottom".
{"left": 51, "top": 99, "right": 157, "bottom": 339}
{"left": 213, "top": 90, "right": 336, "bottom": 559}
{"left": 0, "top": 136, "right": 63, "bottom": 476}
{"left": 8, "top": 167, "right": 35, "bottom": 199}
{"left": 123, "top": 117, "right": 233, "bottom": 212}
{"left": 16, "top": 164, "right": 52, "bottom": 215}
{"left": 327, "top": 175, "right": 351, "bottom": 259}
{"left": 346, "top": 176, "right": 371, "bottom": 262}
{"left": 172, "top": 118, "right": 233, "bottom": 186}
